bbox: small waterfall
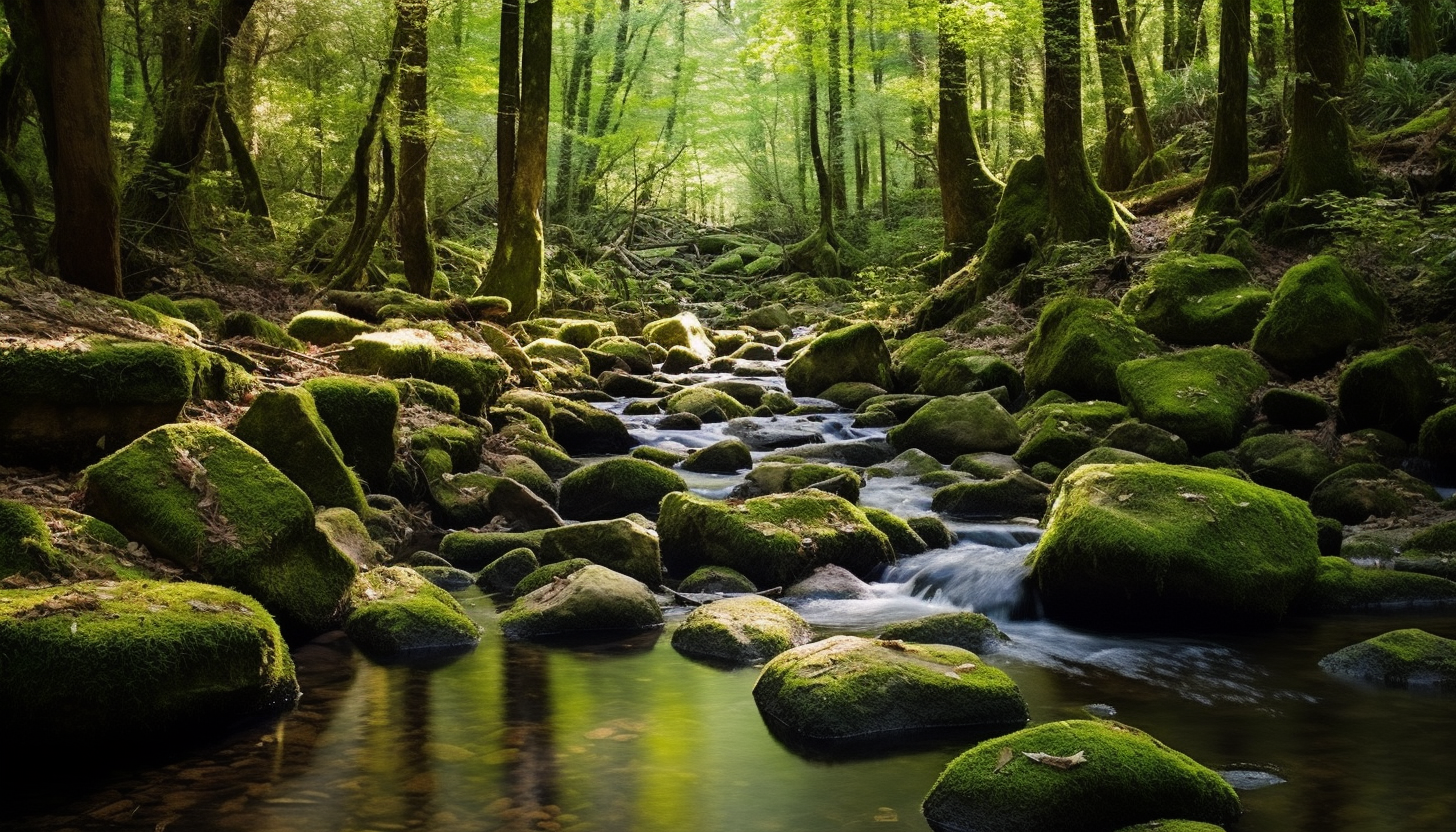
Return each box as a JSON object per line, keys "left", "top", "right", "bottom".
{"left": 879, "top": 537, "right": 1038, "bottom": 620}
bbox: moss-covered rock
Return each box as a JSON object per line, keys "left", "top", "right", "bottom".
{"left": 878, "top": 612, "right": 1009, "bottom": 653}
{"left": 83, "top": 423, "right": 358, "bottom": 635}
{"left": 1115, "top": 823, "right": 1226, "bottom": 832}
{"left": 339, "top": 328, "right": 509, "bottom": 415}
{"left": 818, "top": 381, "right": 889, "bottom": 409}
{"left": 916, "top": 350, "right": 1024, "bottom": 400}
{"left": 742, "top": 462, "right": 863, "bottom": 502}
{"left": 1251, "top": 255, "right": 1386, "bottom": 376}
{"left": 175, "top": 298, "right": 225, "bottom": 337}
{"left": 287, "top": 310, "right": 377, "bottom": 346}
{"left": 892, "top": 333, "right": 953, "bottom": 390}
{"left": 1260, "top": 388, "right": 1331, "bottom": 429}
{"left": 932, "top": 472, "right": 1051, "bottom": 520}
{"left": 414, "top": 564, "right": 475, "bottom": 590}
{"left": 476, "top": 547, "right": 540, "bottom": 593}
{"left": 524, "top": 337, "right": 592, "bottom": 377}
{"left": 1015, "top": 416, "right": 1098, "bottom": 469}
{"left": 234, "top": 386, "right": 368, "bottom": 514}
{"left": 1120, "top": 254, "right": 1271, "bottom": 345}
{"left": 1233, "top": 433, "right": 1339, "bottom": 499}
{"left": 1024, "top": 296, "right": 1161, "bottom": 401}
{"left": 888, "top": 392, "right": 1022, "bottom": 462}
{"left": 742, "top": 302, "right": 794, "bottom": 331}
{"left": 344, "top": 566, "right": 480, "bottom": 657}
{"left": 684, "top": 439, "right": 754, "bottom": 473}
{"left": 631, "top": 445, "right": 687, "bottom": 468}
{"left": 514, "top": 558, "right": 593, "bottom": 596}
{"left": 1029, "top": 463, "right": 1320, "bottom": 627}
{"left": 785, "top": 322, "right": 894, "bottom": 398}
{"left": 1116, "top": 347, "right": 1268, "bottom": 451}
{"left": 1292, "top": 557, "right": 1456, "bottom": 613}
{"left": 671, "top": 596, "right": 814, "bottom": 664}
{"left": 538, "top": 518, "right": 662, "bottom": 586}
{"left": 643, "top": 312, "right": 716, "bottom": 362}
{"left": 908, "top": 515, "right": 956, "bottom": 549}
{"left": 0, "top": 499, "right": 63, "bottom": 580}
{"left": 922, "top": 720, "right": 1241, "bottom": 832}
{"left": 1319, "top": 628, "right": 1456, "bottom": 689}
{"left": 315, "top": 506, "right": 385, "bottom": 569}
{"left": 678, "top": 565, "right": 757, "bottom": 593}
{"left": 781, "top": 563, "right": 876, "bottom": 600}
{"left": 589, "top": 336, "right": 655, "bottom": 374}
{"left": 301, "top": 376, "right": 400, "bottom": 491}
{"left": 1102, "top": 421, "right": 1191, "bottom": 464}
{"left": 950, "top": 451, "right": 1023, "bottom": 480}
{"left": 0, "top": 580, "right": 298, "bottom": 746}
{"left": 663, "top": 386, "right": 753, "bottom": 420}
{"left": 439, "top": 529, "right": 547, "bottom": 571}
{"left": 500, "top": 564, "right": 663, "bottom": 639}
{"left": 1337, "top": 346, "right": 1443, "bottom": 440}
{"left": 862, "top": 507, "right": 929, "bottom": 555}
{"left": 754, "top": 635, "right": 1027, "bottom": 740}
{"left": 496, "top": 389, "right": 633, "bottom": 455}
{"left": 392, "top": 377, "right": 461, "bottom": 415}
{"left": 557, "top": 458, "right": 687, "bottom": 521}
{"left": 222, "top": 311, "right": 305, "bottom": 351}
{"left": 1419, "top": 405, "right": 1456, "bottom": 466}
{"left": 658, "top": 490, "right": 894, "bottom": 587}
{"left": 1307, "top": 464, "right": 1439, "bottom": 524}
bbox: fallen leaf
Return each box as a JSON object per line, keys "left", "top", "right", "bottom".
{"left": 1022, "top": 750, "right": 1087, "bottom": 770}
{"left": 993, "top": 746, "right": 1014, "bottom": 773}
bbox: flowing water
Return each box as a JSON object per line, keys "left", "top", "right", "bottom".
{"left": 8, "top": 379, "right": 1456, "bottom": 832}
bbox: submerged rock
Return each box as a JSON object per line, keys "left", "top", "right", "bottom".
{"left": 922, "top": 720, "right": 1241, "bottom": 832}
{"left": 499, "top": 565, "right": 663, "bottom": 640}
{"left": 345, "top": 566, "right": 480, "bottom": 657}
{"left": 753, "top": 635, "right": 1027, "bottom": 740}
{"left": 1319, "top": 628, "right": 1456, "bottom": 689}
{"left": 671, "top": 596, "right": 814, "bottom": 664}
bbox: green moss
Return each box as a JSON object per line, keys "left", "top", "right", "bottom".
{"left": 888, "top": 392, "right": 1022, "bottom": 462}
{"left": 83, "top": 424, "right": 358, "bottom": 635}
{"left": 1116, "top": 347, "right": 1268, "bottom": 451}
{"left": 1015, "top": 416, "right": 1098, "bottom": 468}
{"left": 932, "top": 472, "right": 1051, "bottom": 520}
{"left": 1308, "top": 463, "right": 1439, "bottom": 524}
{"left": 391, "top": 378, "right": 461, "bottom": 415}
{"left": 496, "top": 389, "right": 632, "bottom": 454}
{"left": 1406, "top": 521, "right": 1456, "bottom": 554}
{"left": 0, "top": 499, "right": 62, "bottom": 579}
{"left": 340, "top": 329, "right": 509, "bottom": 415}
{"left": 1120, "top": 254, "right": 1271, "bottom": 345}
{"left": 784, "top": 323, "right": 894, "bottom": 398}
{"left": 1116, "top": 823, "right": 1226, "bottom": 832}
{"left": 878, "top": 612, "right": 1008, "bottom": 652}
{"left": 744, "top": 462, "right": 864, "bottom": 502}
{"left": 134, "top": 292, "right": 182, "bottom": 318}
{"left": 557, "top": 458, "right": 687, "bottom": 521}
{"left": 344, "top": 566, "right": 479, "bottom": 657}
{"left": 301, "top": 376, "right": 400, "bottom": 490}
{"left": 1024, "top": 296, "right": 1161, "bottom": 401}
{"left": 588, "top": 336, "right": 655, "bottom": 374}
{"left": 643, "top": 312, "right": 716, "bottom": 361}
{"left": 891, "top": 333, "right": 952, "bottom": 390}
{"left": 916, "top": 350, "right": 1025, "bottom": 400}
{"left": 1337, "top": 346, "right": 1443, "bottom": 440}
{"left": 678, "top": 565, "right": 757, "bottom": 593}
{"left": 524, "top": 337, "right": 592, "bottom": 376}
{"left": 631, "top": 445, "right": 687, "bottom": 468}
{"left": 221, "top": 311, "right": 305, "bottom": 351}
{"left": 658, "top": 491, "right": 894, "bottom": 587}
{"left": 1418, "top": 405, "right": 1456, "bottom": 465}
{"left": 501, "top": 564, "right": 663, "bottom": 638}
{"left": 684, "top": 439, "right": 755, "bottom": 474}
{"left": 1102, "top": 421, "right": 1191, "bottom": 464}
{"left": 234, "top": 386, "right": 368, "bottom": 513}
{"left": 0, "top": 580, "right": 298, "bottom": 744}
{"left": 538, "top": 518, "right": 663, "bottom": 585}
{"left": 514, "top": 558, "right": 594, "bottom": 596}
{"left": 315, "top": 506, "right": 386, "bottom": 569}
{"left": 1293, "top": 557, "right": 1456, "bottom": 613}
{"left": 923, "top": 720, "right": 1241, "bottom": 832}
{"left": 671, "top": 596, "right": 813, "bottom": 664}
{"left": 476, "top": 547, "right": 540, "bottom": 593}
{"left": 754, "top": 635, "right": 1027, "bottom": 740}
{"left": 1233, "top": 433, "right": 1338, "bottom": 499}
{"left": 861, "top": 507, "right": 928, "bottom": 555}
{"left": 664, "top": 386, "right": 753, "bottom": 420}
{"left": 1250, "top": 255, "right": 1386, "bottom": 376}
{"left": 1319, "top": 628, "right": 1456, "bottom": 689}
{"left": 175, "top": 298, "right": 225, "bottom": 338}
{"left": 908, "top": 515, "right": 955, "bottom": 548}
{"left": 1029, "top": 463, "right": 1320, "bottom": 626}
{"left": 438, "top": 530, "right": 546, "bottom": 572}
{"left": 950, "top": 451, "right": 1023, "bottom": 479}
{"left": 287, "top": 310, "right": 377, "bottom": 346}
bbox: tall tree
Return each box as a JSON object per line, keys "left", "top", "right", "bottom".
{"left": 0, "top": 52, "right": 45, "bottom": 267}
{"left": 482, "top": 0, "right": 553, "bottom": 319}
{"left": 2, "top": 0, "right": 122, "bottom": 295}
{"left": 907, "top": 28, "right": 934, "bottom": 188}
{"left": 1408, "top": 0, "right": 1437, "bottom": 62}
{"left": 1198, "top": 0, "right": 1250, "bottom": 212}
{"left": 937, "top": 0, "right": 1002, "bottom": 267}
{"left": 1283, "top": 0, "right": 1362, "bottom": 200}
{"left": 826, "top": 0, "right": 848, "bottom": 211}
{"left": 785, "top": 25, "right": 843, "bottom": 276}
{"left": 1090, "top": 0, "right": 1141, "bottom": 190}
{"left": 555, "top": 4, "right": 598, "bottom": 216}
{"left": 397, "top": 0, "right": 436, "bottom": 296}
{"left": 574, "top": 0, "right": 632, "bottom": 212}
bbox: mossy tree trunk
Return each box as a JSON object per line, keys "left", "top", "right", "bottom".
{"left": 908, "top": 28, "right": 934, "bottom": 189}
{"left": 1283, "top": 0, "right": 1363, "bottom": 200}
{"left": 937, "top": 0, "right": 1003, "bottom": 268}
{"left": 482, "top": 0, "right": 552, "bottom": 320}
{"left": 397, "top": 0, "right": 436, "bottom": 296}
{"left": 1008, "top": 44, "right": 1026, "bottom": 154}
{"left": 1089, "top": 0, "right": 1141, "bottom": 191}
{"left": 1198, "top": 0, "right": 1250, "bottom": 212}
{"left": 554, "top": 3, "right": 598, "bottom": 217}
{"left": 574, "top": 0, "right": 631, "bottom": 212}
{"left": 1042, "top": 0, "right": 1127, "bottom": 245}
{"left": 1172, "top": 0, "right": 1205, "bottom": 67}
{"left": 214, "top": 89, "right": 273, "bottom": 237}
{"left": 786, "top": 28, "right": 843, "bottom": 277}
{"left": 826, "top": 0, "right": 848, "bottom": 213}
{"left": 1162, "top": 0, "right": 1177, "bottom": 69}
{"left": 4, "top": 0, "right": 122, "bottom": 295}
{"left": 1254, "top": 11, "right": 1277, "bottom": 83}
{"left": 0, "top": 51, "right": 45, "bottom": 268}
{"left": 1408, "top": 0, "right": 1437, "bottom": 62}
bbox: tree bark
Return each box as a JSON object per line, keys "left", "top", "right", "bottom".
{"left": 1199, "top": 0, "right": 1249, "bottom": 209}
{"left": 0, "top": 51, "right": 45, "bottom": 267}
{"left": 1408, "top": 0, "right": 1437, "bottom": 62}
{"left": 1008, "top": 44, "right": 1025, "bottom": 154}
{"left": 555, "top": 4, "right": 597, "bottom": 216}
{"left": 1173, "top": 0, "right": 1204, "bottom": 68}
{"left": 498, "top": 0, "right": 521, "bottom": 205}
{"left": 1283, "top": 0, "right": 1362, "bottom": 200}
{"left": 482, "top": 0, "right": 552, "bottom": 320}
{"left": 1254, "top": 11, "right": 1277, "bottom": 83}
{"left": 1090, "top": 0, "right": 1140, "bottom": 191}
{"left": 397, "top": 0, "right": 435, "bottom": 296}
{"left": 575, "top": 0, "right": 631, "bottom": 212}
{"left": 215, "top": 90, "right": 273, "bottom": 235}
{"left": 938, "top": 0, "right": 1002, "bottom": 266}
{"left": 826, "top": 0, "right": 848, "bottom": 212}
{"left": 786, "top": 27, "right": 842, "bottom": 276}
{"left": 908, "top": 28, "right": 934, "bottom": 189}
{"left": 1162, "top": 0, "right": 1177, "bottom": 69}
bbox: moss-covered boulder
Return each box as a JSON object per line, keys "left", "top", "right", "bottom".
{"left": 1115, "top": 823, "right": 1226, "bottom": 832}
{"left": 287, "top": 310, "right": 377, "bottom": 346}
{"left": 1120, "top": 254, "right": 1271, "bottom": 345}
{"left": 83, "top": 424, "right": 358, "bottom": 635}
{"left": 344, "top": 566, "right": 480, "bottom": 657}
{"left": 499, "top": 564, "right": 663, "bottom": 640}
{"left": 1024, "top": 297, "right": 1161, "bottom": 401}
{"left": 1260, "top": 388, "right": 1331, "bottom": 429}
{"left": 887, "top": 392, "right": 1022, "bottom": 462}
{"left": 175, "top": 298, "right": 225, "bottom": 337}
{"left": 537, "top": 518, "right": 663, "bottom": 586}
{"left": 1116, "top": 347, "right": 1268, "bottom": 451}
{"left": 781, "top": 563, "right": 877, "bottom": 600}
{"left": 916, "top": 350, "right": 1024, "bottom": 400}
{"left": 524, "top": 337, "right": 592, "bottom": 377}
{"left": 932, "top": 472, "right": 1051, "bottom": 520}
{"left": 1102, "top": 421, "right": 1191, "bottom": 464}
{"left": 819, "top": 381, "right": 889, "bottom": 409}
{"left": 496, "top": 389, "right": 634, "bottom": 455}
{"left": 664, "top": 386, "right": 753, "bottom": 420}
{"left": 589, "top": 336, "right": 655, "bottom": 374}
{"left": 741, "top": 462, "right": 863, "bottom": 502}
{"left": 1292, "top": 557, "right": 1456, "bottom": 613}
{"left": 892, "top": 333, "right": 953, "bottom": 390}
{"left": 301, "top": 376, "right": 400, "bottom": 491}
{"left": 678, "top": 565, "right": 757, "bottom": 593}
{"left": 922, "top": 720, "right": 1241, "bottom": 832}
{"left": 671, "top": 596, "right": 814, "bottom": 664}
{"left": 753, "top": 635, "right": 1027, "bottom": 741}
{"left": 659, "top": 490, "right": 894, "bottom": 587}
{"left": 514, "top": 557, "right": 593, "bottom": 596}
{"left": 785, "top": 323, "right": 894, "bottom": 398}
{"left": 475, "top": 546, "right": 540, "bottom": 593}
{"left": 684, "top": 439, "right": 754, "bottom": 474}
{"left": 1319, "top": 628, "right": 1456, "bottom": 689}
{"left": 878, "top": 612, "right": 1008, "bottom": 653}
{"left": 1250, "top": 255, "right": 1386, "bottom": 376}
{"left": 1028, "top": 463, "right": 1320, "bottom": 627}
{"left": 438, "top": 529, "right": 547, "bottom": 571}
{"left": 1308, "top": 464, "right": 1439, "bottom": 524}
{"left": 908, "top": 515, "right": 956, "bottom": 549}
{"left": 643, "top": 312, "right": 716, "bottom": 362}
{"left": 1233, "top": 433, "right": 1339, "bottom": 499}
{"left": 1337, "top": 346, "right": 1443, "bottom": 440}
{"left": 1015, "top": 416, "right": 1098, "bottom": 469}
{"left": 315, "top": 506, "right": 385, "bottom": 569}
{"left": 222, "top": 311, "right": 305, "bottom": 351}
{"left": 0, "top": 499, "right": 65, "bottom": 580}
{"left": 557, "top": 458, "right": 687, "bottom": 521}
{"left": 861, "top": 507, "right": 929, "bottom": 555}
{"left": 338, "top": 328, "right": 509, "bottom": 414}
{"left": 1419, "top": 405, "right": 1456, "bottom": 466}
{"left": 0, "top": 580, "right": 298, "bottom": 745}
{"left": 234, "top": 386, "right": 368, "bottom": 514}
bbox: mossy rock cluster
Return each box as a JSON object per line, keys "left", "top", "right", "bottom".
{"left": 671, "top": 596, "right": 814, "bottom": 664}
{"left": 922, "top": 720, "right": 1241, "bottom": 832}
{"left": 83, "top": 423, "right": 358, "bottom": 635}
{"left": 1293, "top": 557, "right": 1456, "bottom": 613}
{"left": 1319, "top": 628, "right": 1456, "bottom": 689}
{"left": 499, "top": 564, "right": 663, "bottom": 640}
{"left": 538, "top": 517, "right": 663, "bottom": 586}
{"left": 1120, "top": 254, "right": 1271, "bottom": 345}
{"left": 916, "top": 349, "right": 1024, "bottom": 399}
{"left": 891, "top": 333, "right": 952, "bottom": 390}
{"left": 1028, "top": 463, "right": 1320, "bottom": 627}
{"left": 0, "top": 581, "right": 298, "bottom": 745}
{"left": 338, "top": 328, "right": 510, "bottom": 415}
{"left": 784, "top": 322, "right": 894, "bottom": 398}
{"left": 1023, "top": 296, "right": 1161, "bottom": 402}
{"left": 642, "top": 312, "right": 716, "bottom": 362}
{"left": 1337, "top": 346, "right": 1443, "bottom": 440}
{"left": 344, "top": 566, "right": 480, "bottom": 657}
{"left": 234, "top": 386, "right": 369, "bottom": 514}
{"left": 496, "top": 389, "right": 633, "bottom": 454}
{"left": 1250, "top": 255, "right": 1386, "bottom": 376}
{"left": 1116, "top": 347, "right": 1268, "bottom": 451}
{"left": 301, "top": 376, "right": 401, "bottom": 490}
{"left": 753, "top": 635, "right": 1028, "bottom": 741}
{"left": 1307, "top": 463, "right": 1439, "bottom": 524}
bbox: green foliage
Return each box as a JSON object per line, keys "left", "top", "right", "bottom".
{"left": 1350, "top": 55, "right": 1456, "bottom": 131}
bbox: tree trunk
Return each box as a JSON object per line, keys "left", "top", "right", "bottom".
{"left": 8, "top": 0, "right": 122, "bottom": 295}
{"left": 398, "top": 0, "right": 435, "bottom": 296}
{"left": 215, "top": 90, "right": 273, "bottom": 235}
{"left": 1283, "top": 0, "right": 1362, "bottom": 200}
{"left": 908, "top": 28, "right": 934, "bottom": 189}
{"left": 1008, "top": 44, "right": 1025, "bottom": 154}
{"left": 1408, "top": 0, "right": 1437, "bottom": 62}
{"left": 869, "top": 0, "right": 888, "bottom": 216}
{"left": 1173, "top": 0, "right": 1204, "bottom": 67}
{"left": 848, "top": 0, "right": 866, "bottom": 211}
{"left": 826, "top": 0, "right": 847, "bottom": 212}
{"left": 0, "top": 52, "right": 45, "bottom": 267}
{"left": 938, "top": 0, "right": 1002, "bottom": 266}
{"left": 1199, "top": 0, "right": 1249, "bottom": 210}
{"left": 482, "top": 0, "right": 552, "bottom": 320}
{"left": 575, "top": 0, "right": 631, "bottom": 212}
{"left": 786, "top": 27, "right": 842, "bottom": 277}
{"left": 1090, "top": 0, "right": 1140, "bottom": 191}
{"left": 555, "top": 5, "right": 597, "bottom": 216}
{"left": 1162, "top": 0, "right": 1177, "bottom": 69}
{"left": 498, "top": 0, "right": 521, "bottom": 205}
{"left": 1043, "top": 0, "right": 1127, "bottom": 244}
{"left": 1254, "top": 11, "right": 1277, "bottom": 83}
